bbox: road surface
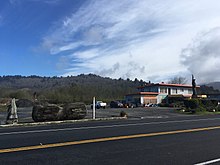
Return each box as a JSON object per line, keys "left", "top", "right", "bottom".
{"left": 1, "top": 114, "right": 220, "bottom": 164}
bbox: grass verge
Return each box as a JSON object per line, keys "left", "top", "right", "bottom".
{"left": 0, "top": 105, "right": 7, "bottom": 112}
{"left": 175, "top": 108, "right": 220, "bottom": 115}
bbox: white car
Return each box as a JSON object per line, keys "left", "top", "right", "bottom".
{"left": 91, "top": 101, "right": 107, "bottom": 109}
{"left": 96, "top": 101, "right": 107, "bottom": 109}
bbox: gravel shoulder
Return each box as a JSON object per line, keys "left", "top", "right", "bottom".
{"left": 0, "top": 106, "right": 188, "bottom": 125}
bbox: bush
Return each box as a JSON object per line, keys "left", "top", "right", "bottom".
{"left": 158, "top": 103, "right": 170, "bottom": 107}
{"left": 201, "top": 100, "right": 218, "bottom": 112}
{"left": 184, "top": 99, "right": 206, "bottom": 112}
{"left": 120, "top": 111, "right": 127, "bottom": 117}
{"left": 206, "top": 106, "right": 216, "bottom": 112}
{"left": 216, "top": 105, "right": 220, "bottom": 111}
{"left": 172, "top": 101, "right": 185, "bottom": 108}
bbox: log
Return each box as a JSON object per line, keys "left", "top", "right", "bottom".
{"left": 63, "top": 102, "right": 87, "bottom": 120}
{"left": 32, "top": 102, "right": 87, "bottom": 122}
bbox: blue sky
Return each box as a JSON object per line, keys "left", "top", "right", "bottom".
{"left": 1, "top": 0, "right": 220, "bottom": 83}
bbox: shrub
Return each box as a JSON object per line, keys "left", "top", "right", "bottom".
{"left": 120, "top": 111, "right": 127, "bottom": 117}
{"left": 158, "top": 103, "right": 170, "bottom": 107}
{"left": 216, "top": 105, "right": 220, "bottom": 111}
{"left": 184, "top": 99, "right": 206, "bottom": 112}
{"left": 206, "top": 106, "right": 216, "bottom": 112}
{"left": 172, "top": 101, "right": 185, "bottom": 108}
{"left": 201, "top": 100, "right": 218, "bottom": 112}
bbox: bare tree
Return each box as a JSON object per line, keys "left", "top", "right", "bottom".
{"left": 168, "top": 76, "right": 187, "bottom": 84}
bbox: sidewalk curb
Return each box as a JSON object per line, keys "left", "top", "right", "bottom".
{"left": 0, "top": 117, "right": 127, "bottom": 128}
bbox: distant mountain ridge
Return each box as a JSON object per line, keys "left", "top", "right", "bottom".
{"left": 205, "top": 82, "right": 220, "bottom": 91}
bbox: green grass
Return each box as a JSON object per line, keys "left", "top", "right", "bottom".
{"left": 175, "top": 108, "right": 220, "bottom": 115}
{"left": 195, "top": 111, "right": 220, "bottom": 115}
{"left": 0, "top": 105, "right": 7, "bottom": 112}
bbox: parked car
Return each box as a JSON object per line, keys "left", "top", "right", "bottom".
{"left": 121, "top": 100, "right": 136, "bottom": 108}
{"left": 145, "top": 103, "right": 158, "bottom": 107}
{"left": 110, "top": 101, "right": 123, "bottom": 108}
{"left": 91, "top": 101, "right": 107, "bottom": 109}
{"left": 96, "top": 101, "right": 107, "bottom": 109}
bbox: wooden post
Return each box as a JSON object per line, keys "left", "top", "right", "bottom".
{"left": 93, "top": 97, "right": 96, "bottom": 119}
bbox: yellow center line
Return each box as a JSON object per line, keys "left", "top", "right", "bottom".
{"left": 1, "top": 125, "right": 220, "bottom": 154}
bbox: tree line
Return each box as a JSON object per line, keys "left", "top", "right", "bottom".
{"left": 0, "top": 74, "right": 218, "bottom": 104}
{"left": 0, "top": 74, "right": 144, "bottom": 104}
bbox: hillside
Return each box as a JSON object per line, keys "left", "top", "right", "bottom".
{"left": 0, "top": 74, "right": 219, "bottom": 104}
{"left": 205, "top": 82, "right": 220, "bottom": 91}
{"left": 0, "top": 74, "right": 145, "bottom": 104}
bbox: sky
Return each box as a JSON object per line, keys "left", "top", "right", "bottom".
{"left": 1, "top": 0, "right": 220, "bottom": 84}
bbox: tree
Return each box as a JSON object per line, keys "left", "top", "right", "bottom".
{"left": 168, "top": 76, "right": 187, "bottom": 84}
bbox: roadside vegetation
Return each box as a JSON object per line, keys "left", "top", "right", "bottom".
{"left": 0, "top": 105, "right": 7, "bottom": 112}
{"left": 175, "top": 99, "right": 220, "bottom": 115}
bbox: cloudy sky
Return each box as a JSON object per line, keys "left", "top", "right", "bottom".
{"left": 1, "top": 0, "right": 220, "bottom": 83}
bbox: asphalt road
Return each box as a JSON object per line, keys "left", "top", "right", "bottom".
{"left": 1, "top": 114, "right": 220, "bottom": 165}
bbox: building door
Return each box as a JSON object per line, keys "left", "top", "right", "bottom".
{"left": 168, "top": 88, "right": 171, "bottom": 95}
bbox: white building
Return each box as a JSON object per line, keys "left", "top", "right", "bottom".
{"left": 125, "top": 82, "right": 199, "bottom": 105}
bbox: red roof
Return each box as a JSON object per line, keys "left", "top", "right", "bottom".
{"left": 138, "top": 83, "right": 200, "bottom": 88}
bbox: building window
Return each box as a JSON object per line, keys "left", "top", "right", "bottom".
{"left": 188, "top": 89, "right": 193, "bottom": 94}
{"left": 173, "top": 88, "right": 178, "bottom": 94}
{"left": 160, "top": 87, "right": 167, "bottom": 93}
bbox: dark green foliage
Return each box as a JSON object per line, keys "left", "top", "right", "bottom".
{"left": 216, "top": 105, "right": 220, "bottom": 111}
{"left": 184, "top": 99, "right": 206, "bottom": 112}
{"left": 184, "top": 99, "right": 200, "bottom": 109}
{"left": 0, "top": 74, "right": 144, "bottom": 104}
{"left": 158, "top": 103, "right": 170, "bottom": 107}
{"left": 171, "top": 101, "right": 185, "bottom": 108}
{"left": 201, "top": 100, "right": 218, "bottom": 112}
{"left": 184, "top": 99, "right": 218, "bottom": 112}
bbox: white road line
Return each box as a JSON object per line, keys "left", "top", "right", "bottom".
{"left": 1, "top": 117, "right": 220, "bottom": 136}
{"left": 195, "top": 158, "right": 220, "bottom": 165}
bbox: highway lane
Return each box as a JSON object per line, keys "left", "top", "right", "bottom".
{"left": 1, "top": 115, "right": 220, "bottom": 164}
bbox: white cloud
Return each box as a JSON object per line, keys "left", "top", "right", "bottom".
{"left": 181, "top": 27, "right": 220, "bottom": 83}
{"left": 40, "top": 0, "right": 220, "bottom": 83}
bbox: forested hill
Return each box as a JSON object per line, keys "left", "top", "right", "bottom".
{"left": 205, "top": 82, "right": 220, "bottom": 91}
{"left": 0, "top": 74, "right": 145, "bottom": 103}
{"left": 0, "top": 74, "right": 144, "bottom": 89}
{"left": 0, "top": 74, "right": 219, "bottom": 104}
